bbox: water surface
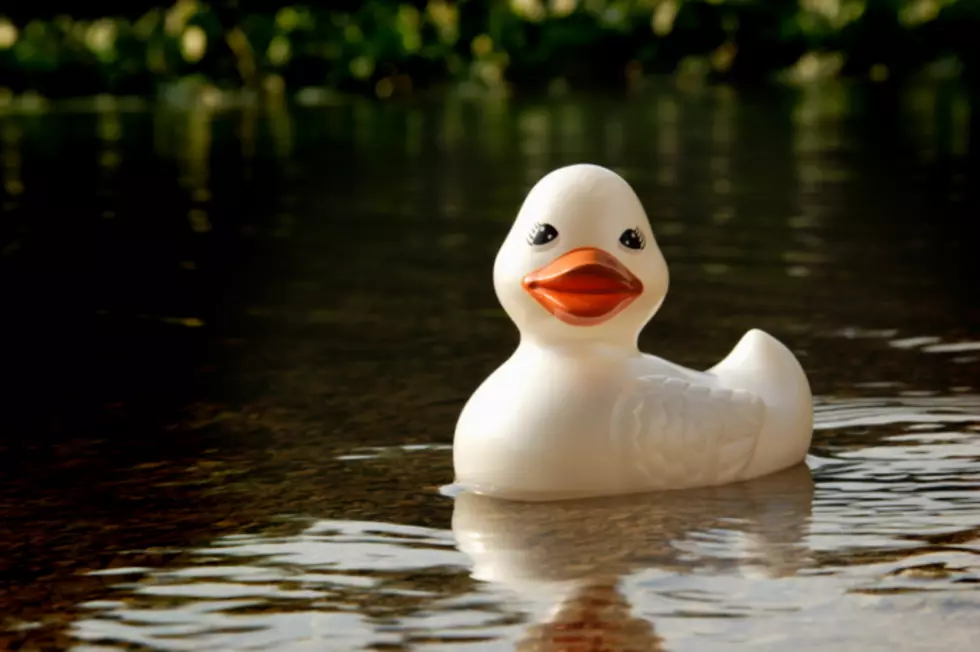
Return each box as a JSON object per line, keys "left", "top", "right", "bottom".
{"left": 1, "top": 81, "right": 978, "bottom": 650}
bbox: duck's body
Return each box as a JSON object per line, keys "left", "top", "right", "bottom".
{"left": 456, "top": 330, "right": 811, "bottom": 500}
{"left": 453, "top": 164, "right": 813, "bottom": 501}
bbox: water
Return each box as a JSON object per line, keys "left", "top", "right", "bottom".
{"left": 1, "top": 81, "right": 978, "bottom": 650}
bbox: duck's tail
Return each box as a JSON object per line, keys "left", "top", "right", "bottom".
{"left": 709, "top": 329, "right": 813, "bottom": 478}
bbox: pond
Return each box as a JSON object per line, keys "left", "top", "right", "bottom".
{"left": 1, "top": 81, "right": 978, "bottom": 651}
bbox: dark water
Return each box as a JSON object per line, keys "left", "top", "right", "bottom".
{"left": 1, "top": 81, "right": 979, "bottom": 651}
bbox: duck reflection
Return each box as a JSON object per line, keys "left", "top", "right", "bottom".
{"left": 452, "top": 464, "right": 814, "bottom": 651}
{"left": 513, "top": 577, "right": 664, "bottom": 651}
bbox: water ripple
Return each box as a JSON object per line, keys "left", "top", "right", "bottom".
{"left": 60, "top": 388, "right": 980, "bottom": 651}
{"left": 71, "top": 521, "right": 476, "bottom": 651}
{"left": 814, "top": 394, "right": 980, "bottom": 429}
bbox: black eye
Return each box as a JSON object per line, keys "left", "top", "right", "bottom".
{"left": 526, "top": 222, "right": 559, "bottom": 246}
{"left": 619, "top": 227, "right": 645, "bottom": 250}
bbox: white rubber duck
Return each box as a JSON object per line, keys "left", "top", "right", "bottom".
{"left": 454, "top": 163, "right": 813, "bottom": 501}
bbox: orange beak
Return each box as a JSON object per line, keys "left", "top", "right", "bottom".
{"left": 522, "top": 247, "right": 643, "bottom": 326}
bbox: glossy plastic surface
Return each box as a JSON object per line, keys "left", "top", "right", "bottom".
{"left": 453, "top": 164, "right": 813, "bottom": 501}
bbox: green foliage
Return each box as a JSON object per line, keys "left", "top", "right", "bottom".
{"left": 0, "top": 0, "right": 976, "bottom": 100}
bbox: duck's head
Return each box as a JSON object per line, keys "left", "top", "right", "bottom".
{"left": 493, "top": 164, "right": 668, "bottom": 348}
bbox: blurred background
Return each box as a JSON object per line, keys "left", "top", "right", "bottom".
{"left": 0, "top": 0, "right": 978, "bottom": 102}
{"left": 1, "top": 1, "right": 979, "bottom": 651}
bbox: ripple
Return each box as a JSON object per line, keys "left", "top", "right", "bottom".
{"left": 335, "top": 444, "right": 453, "bottom": 462}
{"left": 814, "top": 394, "right": 980, "bottom": 429}
{"left": 68, "top": 394, "right": 980, "bottom": 651}
{"left": 924, "top": 341, "right": 980, "bottom": 354}
{"left": 71, "top": 521, "right": 475, "bottom": 651}
{"left": 802, "top": 395, "right": 980, "bottom": 603}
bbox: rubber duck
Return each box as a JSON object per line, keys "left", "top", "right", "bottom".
{"left": 453, "top": 164, "right": 813, "bottom": 501}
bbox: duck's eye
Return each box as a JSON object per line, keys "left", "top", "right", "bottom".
{"left": 526, "top": 222, "right": 559, "bottom": 246}
{"left": 619, "top": 227, "right": 646, "bottom": 250}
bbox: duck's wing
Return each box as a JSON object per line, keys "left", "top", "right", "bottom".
{"left": 611, "top": 376, "right": 765, "bottom": 489}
